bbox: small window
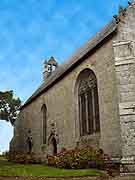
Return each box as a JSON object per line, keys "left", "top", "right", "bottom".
{"left": 41, "top": 104, "right": 47, "bottom": 144}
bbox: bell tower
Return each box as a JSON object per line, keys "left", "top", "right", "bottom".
{"left": 43, "top": 57, "right": 58, "bottom": 82}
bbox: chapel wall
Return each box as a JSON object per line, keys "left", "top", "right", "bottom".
{"left": 17, "top": 36, "right": 121, "bottom": 158}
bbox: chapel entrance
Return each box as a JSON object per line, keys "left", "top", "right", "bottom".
{"left": 52, "top": 137, "right": 57, "bottom": 155}
{"left": 48, "top": 136, "right": 57, "bottom": 155}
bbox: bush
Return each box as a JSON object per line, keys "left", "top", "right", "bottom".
{"left": 7, "top": 151, "right": 40, "bottom": 164}
{"left": 47, "top": 146, "right": 110, "bottom": 169}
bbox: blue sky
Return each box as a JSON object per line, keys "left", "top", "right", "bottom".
{"left": 0, "top": 0, "right": 128, "bottom": 153}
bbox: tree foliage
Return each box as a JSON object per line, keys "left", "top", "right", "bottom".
{"left": 0, "top": 90, "right": 21, "bottom": 125}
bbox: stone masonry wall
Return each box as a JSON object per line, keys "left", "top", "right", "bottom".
{"left": 113, "top": 3, "right": 135, "bottom": 167}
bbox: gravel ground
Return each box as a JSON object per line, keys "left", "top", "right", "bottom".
{"left": 0, "top": 176, "right": 135, "bottom": 180}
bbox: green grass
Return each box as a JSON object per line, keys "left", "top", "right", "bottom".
{"left": 0, "top": 157, "right": 105, "bottom": 177}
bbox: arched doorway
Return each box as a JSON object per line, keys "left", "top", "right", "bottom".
{"left": 51, "top": 137, "right": 57, "bottom": 155}
{"left": 48, "top": 134, "right": 57, "bottom": 155}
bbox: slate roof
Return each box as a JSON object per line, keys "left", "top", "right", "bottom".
{"left": 21, "top": 19, "right": 117, "bottom": 109}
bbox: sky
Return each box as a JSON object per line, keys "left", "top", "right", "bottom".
{"left": 0, "top": 0, "right": 128, "bottom": 153}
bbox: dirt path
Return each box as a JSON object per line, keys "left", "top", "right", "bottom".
{"left": 0, "top": 176, "right": 135, "bottom": 180}
{"left": 0, "top": 177, "right": 102, "bottom": 180}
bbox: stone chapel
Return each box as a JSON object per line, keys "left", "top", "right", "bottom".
{"left": 10, "top": 2, "right": 135, "bottom": 170}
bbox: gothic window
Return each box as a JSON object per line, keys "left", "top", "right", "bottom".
{"left": 41, "top": 104, "right": 47, "bottom": 144}
{"left": 78, "top": 69, "right": 100, "bottom": 136}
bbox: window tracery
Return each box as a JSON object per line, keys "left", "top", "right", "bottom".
{"left": 78, "top": 69, "right": 100, "bottom": 136}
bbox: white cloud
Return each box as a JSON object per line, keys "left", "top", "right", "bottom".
{"left": 0, "top": 121, "right": 13, "bottom": 154}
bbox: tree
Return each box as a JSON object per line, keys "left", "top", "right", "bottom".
{"left": 0, "top": 90, "right": 21, "bottom": 125}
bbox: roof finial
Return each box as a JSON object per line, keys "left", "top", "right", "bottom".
{"left": 128, "top": 0, "right": 135, "bottom": 5}
{"left": 118, "top": 5, "right": 124, "bottom": 14}
{"left": 128, "top": 1, "right": 132, "bottom": 5}
{"left": 118, "top": 5, "right": 126, "bottom": 16}
{"left": 113, "top": 15, "right": 120, "bottom": 24}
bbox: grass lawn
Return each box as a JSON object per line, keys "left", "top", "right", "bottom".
{"left": 0, "top": 156, "right": 105, "bottom": 177}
